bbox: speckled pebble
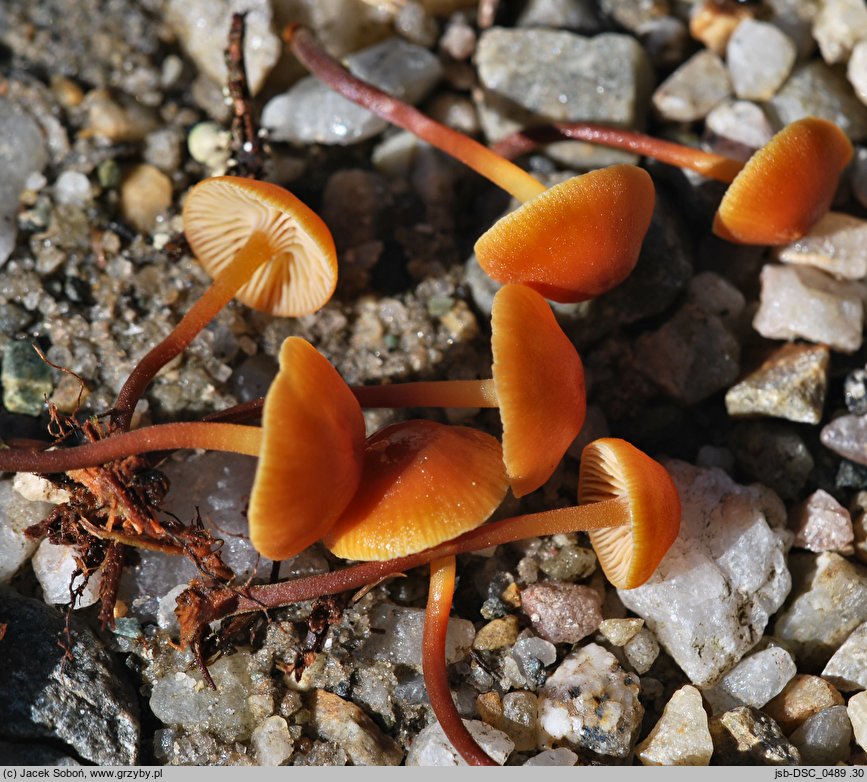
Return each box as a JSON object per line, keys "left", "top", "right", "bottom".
{"left": 789, "top": 489, "right": 854, "bottom": 553}
{"left": 789, "top": 705, "right": 853, "bottom": 765}
{"left": 520, "top": 582, "right": 602, "bottom": 644}
{"left": 764, "top": 674, "right": 845, "bottom": 734}
{"left": 652, "top": 49, "right": 731, "bottom": 122}
{"left": 821, "top": 621, "right": 867, "bottom": 691}
{"left": 701, "top": 647, "right": 797, "bottom": 714}
{"left": 709, "top": 707, "right": 800, "bottom": 765}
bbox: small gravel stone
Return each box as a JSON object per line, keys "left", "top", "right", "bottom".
{"left": 623, "top": 628, "right": 659, "bottom": 675}
{"left": 405, "top": 719, "right": 513, "bottom": 766}
{"left": 523, "top": 747, "right": 579, "bottom": 765}
{"left": 2, "top": 340, "right": 52, "bottom": 416}
{"left": 511, "top": 635, "right": 557, "bottom": 688}
{"left": 251, "top": 716, "right": 293, "bottom": 766}
{"left": 821, "top": 621, "right": 867, "bottom": 691}
{"left": 689, "top": 0, "right": 756, "bottom": 54}
{"left": 516, "top": 0, "right": 602, "bottom": 32}
{"left": 165, "top": 0, "right": 279, "bottom": 95}
{"left": 473, "top": 615, "right": 520, "bottom": 651}
{"left": 725, "top": 343, "right": 829, "bottom": 425}
{"left": 770, "top": 61, "right": 867, "bottom": 142}
{"left": 773, "top": 552, "right": 867, "bottom": 669}
{"left": 358, "top": 602, "right": 474, "bottom": 669}
{"left": 789, "top": 489, "right": 854, "bottom": 553}
{"left": 263, "top": 39, "right": 443, "bottom": 145}
{"left": 709, "top": 707, "right": 800, "bottom": 765}
{"left": 477, "top": 690, "right": 538, "bottom": 751}
{"left": 598, "top": 618, "right": 644, "bottom": 647}
{"left": 764, "top": 674, "right": 845, "bottom": 733}
{"left": 618, "top": 461, "right": 792, "bottom": 688}
{"left": 652, "top": 49, "right": 731, "bottom": 122}
{"left": 475, "top": 28, "right": 651, "bottom": 128}
{"left": 440, "top": 13, "right": 476, "bottom": 60}
{"left": 633, "top": 302, "right": 740, "bottom": 405}
{"left": 31, "top": 539, "right": 102, "bottom": 608}
{"left": 849, "top": 691, "right": 867, "bottom": 752}
{"left": 701, "top": 647, "right": 797, "bottom": 714}
{"left": 849, "top": 40, "right": 867, "bottom": 105}
{"left": 636, "top": 685, "right": 713, "bottom": 766}
{"left": 789, "top": 705, "right": 853, "bottom": 765}
{"left": 753, "top": 264, "right": 865, "bottom": 354}
{"left": 0, "top": 587, "right": 140, "bottom": 764}
{"left": 726, "top": 19, "right": 796, "bottom": 101}
{"left": 307, "top": 689, "right": 403, "bottom": 766}
{"left": 820, "top": 414, "right": 867, "bottom": 467}
{"left": 54, "top": 171, "right": 92, "bottom": 208}
{"left": 777, "top": 212, "right": 867, "bottom": 280}
{"left": 520, "top": 582, "right": 601, "bottom": 644}
{"left": 705, "top": 100, "right": 774, "bottom": 159}
{"left": 812, "top": 0, "right": 867, "bottom": 65}
{"left": 537, "top": 644, "right": 643, "bottom": 758}
{"left": 0, "top": 479, "right": 53, "bottom": 583}
{"left": 84, "top": 88, "right": 158, "bottom": 142}
{"left": 120, "top": 164, "right": 172, "bottom": 233}
{"left": 734, "top": 422, "right": 814, "bottom": 501}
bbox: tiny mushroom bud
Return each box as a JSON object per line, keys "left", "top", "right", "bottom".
{"left": 112, "top": 176, "right": 337, "bottom": 431}
{"left": 353, "top": 284, "right": 586, "bottom": 498}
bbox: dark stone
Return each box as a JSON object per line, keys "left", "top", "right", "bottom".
{"left": 0, "top": 741, "right": 79, "bottom": 765}
{"left": 0, "top": 586, "right": 140, "bottom": 764}
{"left": 845, "top": 368, "right": 867, "bottom": 416}
{"left": 710, "top": 706, "right": 801, "bottom": 765}
{"left": 732, "top": 421, "right": 814, "bottom": 501}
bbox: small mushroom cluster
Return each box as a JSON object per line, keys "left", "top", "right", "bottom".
{"left": 0, "top": 21, "right": 855, "bottom": 767}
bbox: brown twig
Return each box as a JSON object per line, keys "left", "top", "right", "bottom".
{"left": 225, "top": 12, "right": 265, "bottom": 179}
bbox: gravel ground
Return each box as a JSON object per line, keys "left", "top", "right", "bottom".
{"left": 1, "top": 0, "right": 867, "bottom": 768}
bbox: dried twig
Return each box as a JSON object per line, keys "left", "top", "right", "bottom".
{"left": 225, "top": 12, "right": 265, "bottom": 179}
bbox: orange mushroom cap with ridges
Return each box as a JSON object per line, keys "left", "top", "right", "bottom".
{"left": 578, "top": 438, "right": 680, "bottom": 589}
{"left": 248, "top": 337, "right": 365, "bottom": 561}
{"left": 713, "top": 117, "right": 853, "bottom": 246}
{"left": 183, "top": 176, "right": 338, "bottom": 316}
{"left": 492, "top": 284, "right": 586, "bottom": 498}
{"left": 474, "top": 164, "right": 655, "bottom": 303}
{"left": 323, "top": 420, "right": 508, "bottom": 561}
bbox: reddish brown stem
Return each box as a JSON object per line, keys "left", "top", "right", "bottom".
{"left": 181, "top": 499, "right": 629, "bottom": 637}
{"left": 423, "top": 556, "right": 498, "bottom": 766}
{"left": 491, "top": 123, "right": 745, "bottom": 184}
{"left": 0, "top": 422, "right": 261, "bottom": 473}
{"left": 283, "top": 24, "right": 546, "bottom": 203}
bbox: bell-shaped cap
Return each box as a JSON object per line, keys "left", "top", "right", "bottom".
{"left": 248, "top": 337, "right": 365, "bottom": 560}
{"left": 183, "top": 176, "right": 338, "bottom": 316}
{"left": 474, "top": 164, "right": 655, "bottom": 303}
{"left": 578, "top": 438, "right": 680, "bottom": 589}
{"left": 324, "top": 420, "right": 508, "bottom": 561}
{"left": 713, "top": 117, "right": 853, "bottom": 245}
{"left": 491, "top": 284, "right": 586, "bottom": 498}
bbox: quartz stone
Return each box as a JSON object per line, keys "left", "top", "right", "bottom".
{"left": 636, "top": 685, "right": 713, "bottom": 766}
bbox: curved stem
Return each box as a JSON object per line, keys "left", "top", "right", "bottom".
{"left": 284, "top": 24, "right": 546, "bottom": 203}
{"left": 352, "top": 379, "right": 499, "bottom": 409}
{"left": 112, "top": 230, "right": 273, "bottom": 432}
{"left": 0, "top": 422, "right": 261, "bottom": 473}
{"left": 423, "top": 556, "right": 498, "bottom": 766}
{"left": 491, "top": 123, "right": 745, "bottom": 184}
{"left": 198, "top": 498, "right": 629, "bottom": 623}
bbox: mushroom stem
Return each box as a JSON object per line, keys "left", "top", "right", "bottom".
{"left": 491, "top": 123, "right": 745, "bottom": 183}
{"left": 352, "top": 379, "right": 499, "bottom": 409}
{"left": 423, "top": 555, "right": 498, "bottom": 767}
{"left": 283, "top": 24, "right": 546, "bottom": 203}
{"left": 188, "top": 498, "right": 631, "bottom": 624}
{"left": 0, "top": 422, "right": 261, "bottom": 473}
{"left": 112, "top": 230, "right": 273, "bottom": 431}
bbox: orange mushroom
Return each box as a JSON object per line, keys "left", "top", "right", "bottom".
{"left": 2, "top": 337, "right": 364, "bottom": 561}
{"left": 492, "top": 117, "right": 853, "bottom": 247}
{"left": 247, "top": 337, "right": 365, "bottom": 561}
{"left": 322, "top": 418, "right": 508, "bottom": 766}
{"left": 112, "top": 176, "right": 337, "bottom": 431}
{"left": 283, "top": 24, "right": 654, "bottom": 303}
{"left": 352, "top": 284, "right": 586, "bottom": 498}
{"left": 323, "top": 419, "right": 508, "bottom": 560}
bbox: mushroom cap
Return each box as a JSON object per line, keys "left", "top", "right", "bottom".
{"left": 473, "top": 164, "right": 655, "bottom": 303}
{"left": 183, "top": 176, "right": 338, "bottom": 316}
{"left": 578, "top": 438, "right": 680, "bottom": 589}
{"left": 323, "top": 420, "right": 508, "bottom": 561}
{"left": 713, "top": 117, "right": 853, "bottom": 245}
{"left": 248, "top": 337, "right": 365, "bottom": 561}
{"left": 491, "top": 284, "right": 586, "bottom": 498}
